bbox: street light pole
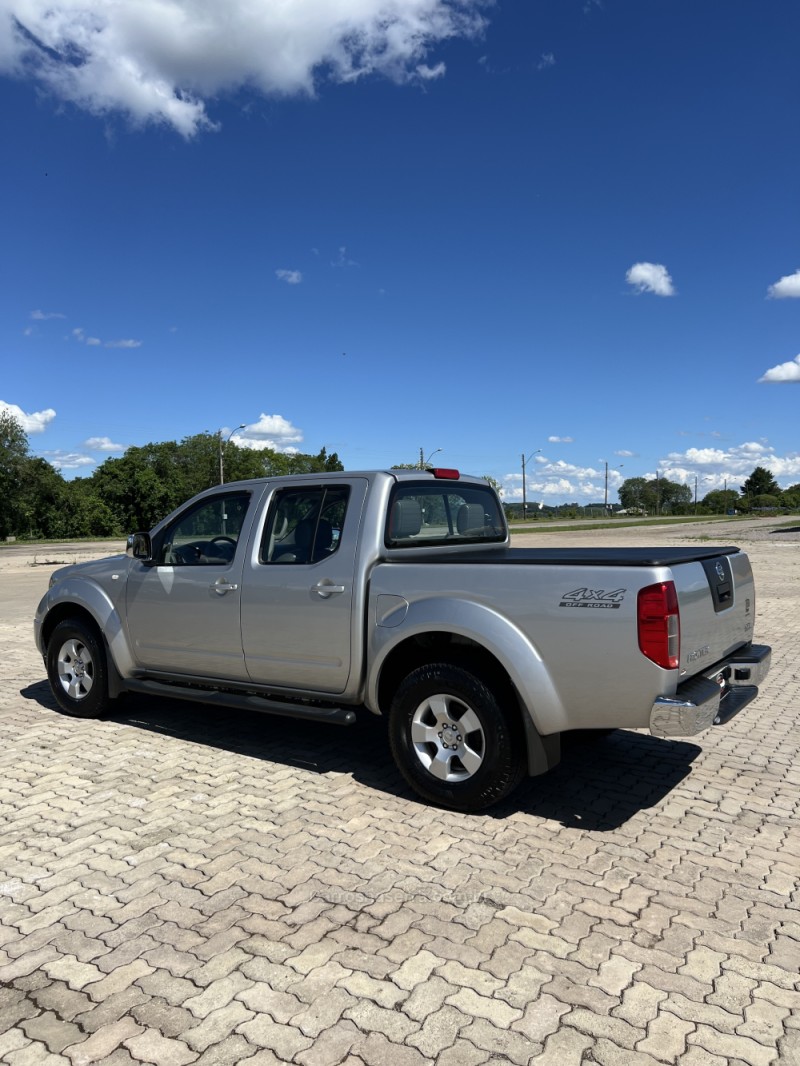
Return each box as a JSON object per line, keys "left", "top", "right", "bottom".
{"left": 420, "top": 447, "right": 442, "bottom": 469}
{"left": 521, "top": 449, "right": 541, "bottom": 521}
{"left": 219, "top": 424, "right": 246, "bottom": 484}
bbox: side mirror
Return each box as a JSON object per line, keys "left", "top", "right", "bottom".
{"left": 127, "top": 532, "right": 153, "bottom": 561}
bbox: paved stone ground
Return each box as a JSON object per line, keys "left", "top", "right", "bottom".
{"left": 1, "top": 520, "right": 798, "bottom": 1065}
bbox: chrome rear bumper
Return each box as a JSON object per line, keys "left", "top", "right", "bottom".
{"left": 650, "top": 643, "right": 771, "bottom": 738}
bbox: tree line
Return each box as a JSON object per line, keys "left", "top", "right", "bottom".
{"left": 618, "top": 467, "right": 800, "bottom": 515}
{"left": 0, "top": 410, "right": 342, "bottom": 541}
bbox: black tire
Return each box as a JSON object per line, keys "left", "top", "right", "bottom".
{"left": 46, "top": 618, "right": 111, "bottom": 719}
{"left": 388, "top": 662, "right": 525, "bottom": 812}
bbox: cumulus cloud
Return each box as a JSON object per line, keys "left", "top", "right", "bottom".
{"left": 0, "top": 400, "right": 56, "bottom": 434}
{"left": 657, "top": 440, "right": 800, "bottom": 487}
{"left": 548, "top": 435, "right": 573, "bottom": 443}
{"left": 84, "top": 436, "right": 125, "bottom": 452}
{"left": 40, "top": 450, "right": 96, "bottom": 470}
{"left": 759, "top": 354, "right": 800, "bottom": 383}
{"left": 0, "top": 0, "right": 488, "bottom": 137}
{"left": 30, "top": 309, "right": 65, "bottom": 320}
{"left": 501, "top": 455, "right": 623, "bottom": 502}
{"left": 625, "top": 262, "right": 676, "bottom": 297}
{"left": 276, "top": 269, "right": 302, "bottom": 285}
{"left": 238, "top": 413, "right": 304, "bottom": 452}
{"left": 767, "top": 269, "right": 800, "bottom": 299}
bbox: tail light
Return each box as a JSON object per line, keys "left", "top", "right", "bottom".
{"left": 638, "top": 581, "right": 680, "bottom": 669}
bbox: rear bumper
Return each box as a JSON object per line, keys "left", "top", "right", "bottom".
{"left": 649, "top": 643, "right": 771, "bottom": 738}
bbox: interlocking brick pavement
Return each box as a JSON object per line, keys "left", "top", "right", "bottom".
{"left": 1, "top": 520, "right": 798, "bottom": 1064}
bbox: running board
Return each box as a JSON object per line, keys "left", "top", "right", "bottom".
{"left": 123, "top": 678, "right": 357, "bottom": 725}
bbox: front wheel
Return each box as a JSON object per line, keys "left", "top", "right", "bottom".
{"left": 46, "top": 618, "right": 111, "bottom": 719}
{"left": 388, "top": 663, "right": 525, "bottom": 812}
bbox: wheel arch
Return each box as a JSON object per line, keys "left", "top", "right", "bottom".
{"left": 40, "top": 581, "right": 134, "bottom": 693}
{"left": 368, "top": 598, "right": 566, "bottom": 775}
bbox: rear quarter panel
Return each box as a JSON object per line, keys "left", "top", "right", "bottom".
{"left": 368, "top": 561, "right": 680, "bottom": 734}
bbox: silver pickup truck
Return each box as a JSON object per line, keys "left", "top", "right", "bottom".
{"left": 35, "top": 468, "right": 771, "bottom": 811}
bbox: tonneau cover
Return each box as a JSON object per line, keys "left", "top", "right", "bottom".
{"left": 390, "top": 546, "right": 741, "bottom": 567}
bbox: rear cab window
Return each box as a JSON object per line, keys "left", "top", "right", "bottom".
{"left": 386, "top": 481, "right": 506, "bottom": 548}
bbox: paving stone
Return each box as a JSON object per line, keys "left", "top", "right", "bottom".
{"left": 62, "top": 1017, "right": 144, "bottom": 1064}
{"left": 182, "top": 1002, "right": 254, "bottom": 1053}
{"left": 236, "top": 1014, "right": 314, "bottom": 1060}
{"left": 293, "top": 1020, "right": 362, "bottom": 1066}
{"left": 687, "top": 1024, "right": 781, "bottom": 1066}
{"left": 117, "top": 1028, "right": 194, "bottom": 1066}
{"left": 405, "top": 1004, "right": 471, "bottom": 1058}
{"left": 531, "top": 1027, "right": 593, "bottom": 1065}
{"left": 462, "top": 1016, "right": 538, "bottom": 1065}
{"left": 18, "top": 1009, "right": 82, "bottom": 1054}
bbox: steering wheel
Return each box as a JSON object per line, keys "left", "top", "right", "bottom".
{"left": 210, "top": 536, "right": 236, "bottom": 547}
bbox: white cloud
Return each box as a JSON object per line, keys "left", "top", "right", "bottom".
{"left": 759, "top": 354, "right": 800, "bottom": 383}
{"left": 501, "top": 455, "right": 623, "bottom": 502}
{"left": 40, "top": 450, "right": 95, "bottom": 470}
{"left": 767, "top": 269, "right": 800, "bottom": 299}
{"left": 657, "top": 440, "right": 800, "bottom": 487}
{"left": 417, "top": 62, "right": 445, "bottom": 79}
{"left": 0, "top": 0, "right": 488, "bottom": 137}
{"left": 30, "top": 309, "right": 65, "bottom": 320}
{"left": 537, "top": 52, "right": 555, "bottom": 71}
{"left": 0, "top": 400, "right": 56, "bottom": 434}
{"left": 84, "top": 436, "right": 125, "bottom": 452}
{"left": 238, "top": 413, "right": 304, "bottom": 452}
{"left": 625, "top": 262, "right": 676, "bottom": 297}
{"left": 276, "top": 269, "right": 303, "bottom": 285}
{"left": 548, "top": 435, "right": 573, "bottom": 443}
{"left": 616, "top": 449, "right": 636, "bottom": 458}
{"left": 73, "top": 327, "right": 141, "bottom": 348}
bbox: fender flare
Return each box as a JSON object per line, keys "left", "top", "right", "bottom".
{"left": 367, "top": 596, "right": 568, "bottom": 736}
{"left": 43, "top": 577, "right": 137, "bottom": 681}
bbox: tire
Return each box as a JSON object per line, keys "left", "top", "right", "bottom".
{"left": 388, "top": 662, "right": 525, "bottom": 812}
{"left": 46, "top": 618, "right": 111, "bottom": 719}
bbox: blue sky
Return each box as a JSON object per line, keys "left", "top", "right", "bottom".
{"left": 2, "top": 0, "right": 799, "bottom": 505}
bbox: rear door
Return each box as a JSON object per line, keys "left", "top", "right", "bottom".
{"left": 240, "top": 479, "right": 368, "bottom": 693}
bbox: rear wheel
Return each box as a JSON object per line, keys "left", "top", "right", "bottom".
{"left": 388, "top": 662, "right": 524, "bottom": 811}
{"left": 47, "top": 618, "right": 111, "bottom": 719}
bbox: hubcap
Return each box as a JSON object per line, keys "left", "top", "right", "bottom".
{"left": 57, "top": 638, "right": 94, "bottom": 701}
{"left": 410, "top": 693, "right": 485, "bottom": 782}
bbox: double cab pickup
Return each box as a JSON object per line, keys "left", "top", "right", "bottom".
{"left": 35, "top": 468, "right": 771, "bottom": 811}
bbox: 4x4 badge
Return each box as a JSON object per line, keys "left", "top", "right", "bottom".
{"left": 559, "top": 588, "right": 626, "bottom": 609}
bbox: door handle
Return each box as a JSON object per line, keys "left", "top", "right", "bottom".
{"left": 313, "top": 581, "right": 346, "bottom": 598}
{"left": 212, "top": 581, "right": 239, "bottom": 595}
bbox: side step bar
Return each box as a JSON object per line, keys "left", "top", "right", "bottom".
{"left": 123, "top": 678, "right": 357, "bottom": 725}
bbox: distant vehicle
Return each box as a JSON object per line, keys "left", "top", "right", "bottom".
{"left": 35, "top": 468, "right": 770, "bottom": 812}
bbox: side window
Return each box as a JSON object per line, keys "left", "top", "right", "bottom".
{"left": 161, "top": 493, "right": 250, "bottom": 566}
{"left": 260, "top": 486, "right": 350, "bottom": 564}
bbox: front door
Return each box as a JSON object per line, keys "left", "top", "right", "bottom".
{"left": 125, "top": 489, "right": 257, "bottom": 680}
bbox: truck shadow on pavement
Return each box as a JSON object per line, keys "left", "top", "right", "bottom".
{"left": 22, "top": 681, "right": 700, "bottom": 832}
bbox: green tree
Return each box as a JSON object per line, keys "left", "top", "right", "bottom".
{"left": 0, "top": 410, "right": 31, "bottom": 538}
{"left": 740, "top": 466, "right": 780, "bottom": 500}
{"left": 702, "top": 489, "right": 739, "bottom": 514}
